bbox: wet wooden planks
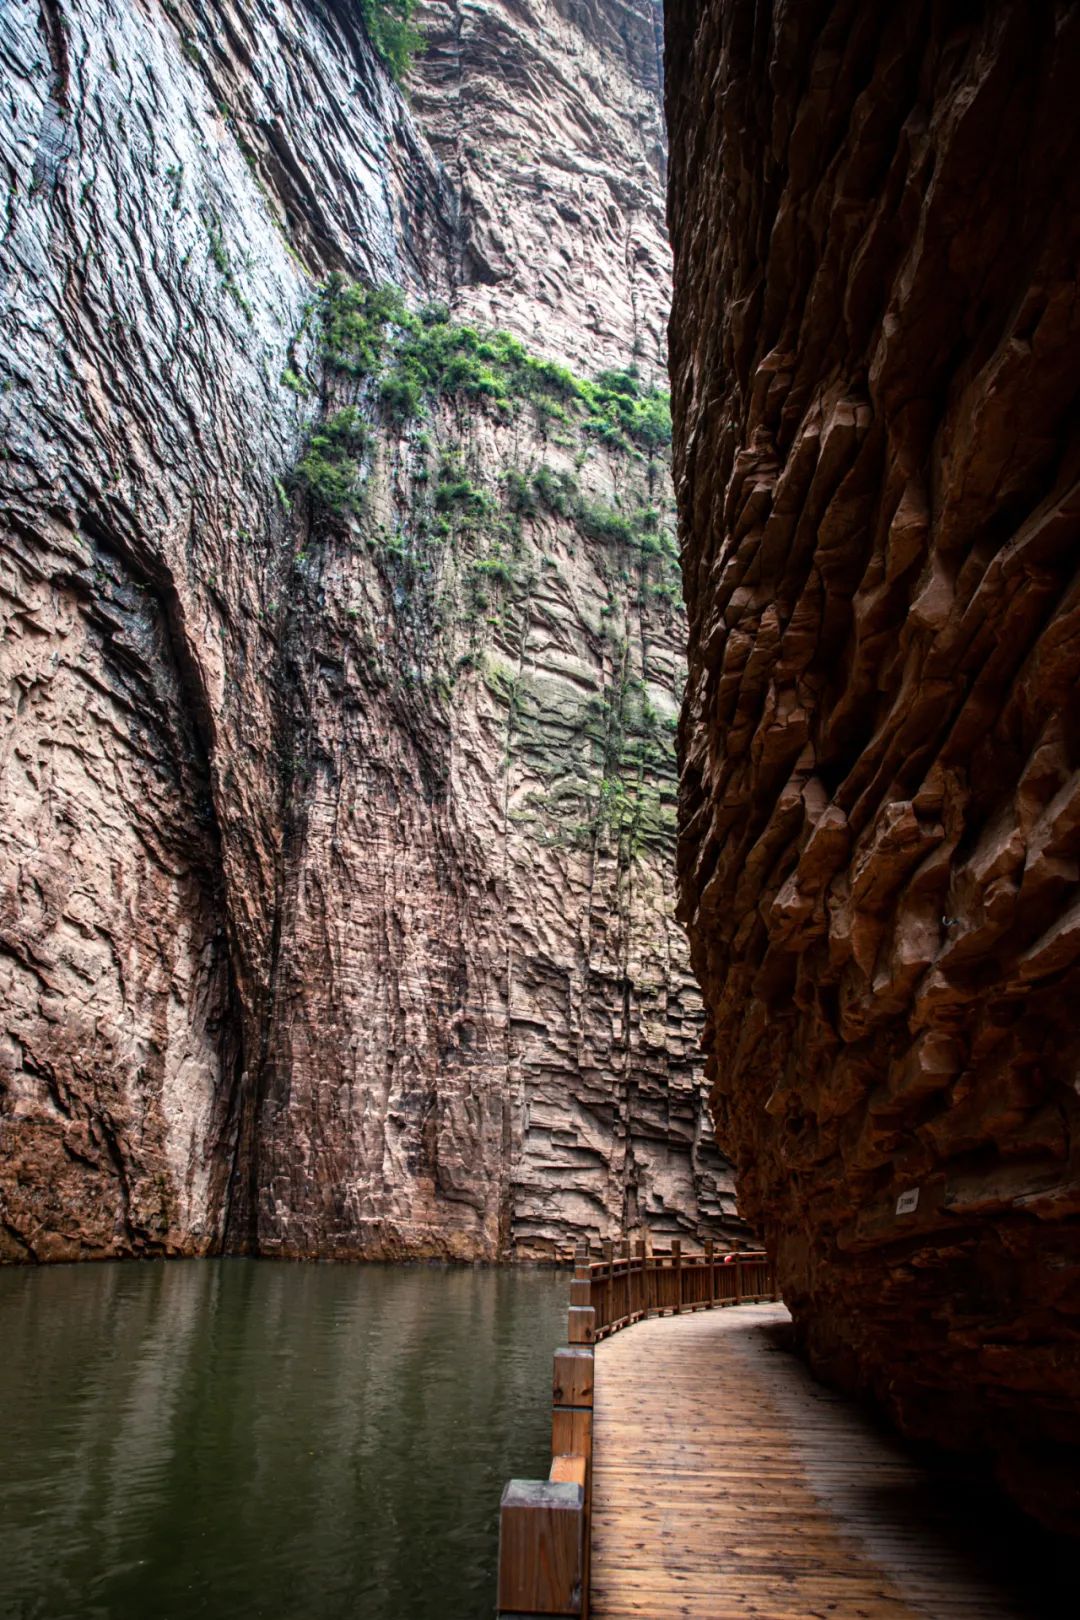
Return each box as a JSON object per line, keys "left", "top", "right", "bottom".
{"left": 589, "top": 1304, "right": 1041, "bottom": 1620}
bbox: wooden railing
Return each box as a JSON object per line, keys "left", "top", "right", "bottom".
{"left": 496, "top": 1240, "right": 778, "bottom": 1618}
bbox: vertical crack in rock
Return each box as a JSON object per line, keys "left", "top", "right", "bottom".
{"left": 667, "top": 0, "right": 1080, "bottom": 1534}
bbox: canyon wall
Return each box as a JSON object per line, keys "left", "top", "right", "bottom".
{"left": 0, "top": 0, "right": 740, "bottom": 1263}
{"left": 667, "top": 0, "right": 1080, "bottom": 1531}
{"left": 411, "top": 0, "right": 670, "bottom": 376}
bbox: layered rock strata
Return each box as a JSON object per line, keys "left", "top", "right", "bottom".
{"left": 0, "top": 0, "right": 740, "bottom": 1262}
{"left": 667, "top": 0, "right": 1080, "bottom": 1532}
{"left": 412, "top": 0, "right": 670, "bottom": 376}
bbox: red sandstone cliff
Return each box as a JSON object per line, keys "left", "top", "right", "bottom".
{"left": 666, "top": 0, "right": 1080, "bottom": 1533}
{"left": 0, "top": 0, "right": 741, "bottom": 1262}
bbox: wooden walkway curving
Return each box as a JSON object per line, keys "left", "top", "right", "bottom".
{"left": 590, "top": 1304, "right": 1050, "bottom": 1620}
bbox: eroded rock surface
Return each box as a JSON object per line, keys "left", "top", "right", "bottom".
{"left": 413, "top": 0, "right": 670, "bottom": 377}
{"left": 0, "top": 0, "right": 739, "bottom": 1262}
{"left": 667, "top": 0, "right": 1080, "bottom": 1532}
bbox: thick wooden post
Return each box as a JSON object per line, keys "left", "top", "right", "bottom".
{"left": 552, "top": 1349, "right": 594, "bottom": 1453}
{"left": 553, "top": 1345, "right": 594, "bottom": 1410}
{"left": 619, "top": 1238, "right": 629, "bottom": 1325}
{"left": 568, "top": 1305, "right": 595, "bottom": 1345}
{"left": 552, "top": 1345, "right": 594, "bottom": 1461}
{"left": 672, "top": 1238, "right": 683, "bottom": 1314}
{"left": 602, "top": 1239, "right": 614, "bottom": 1334}
{"left": 498, "top": 1478, "right": 584, "bottom": 1616}
{"left": 569, "top": 1277, "right": 591, "bottom": 1307}
{"left": 551, "top": 1403, "right": 593, "bottom": 1470}
{"left": 635, "top": 1237, "right": 646, "bottom": 1320}
{"left": 551, "top": 1344, "right": 594, "bottom": 1620}
{"left": 735, "top": 1251, "right": 743, "bottom": 1306}
{"left": 706, "top": 1237, "right": 716, "bottom": 1308}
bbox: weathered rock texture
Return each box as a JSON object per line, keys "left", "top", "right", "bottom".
{"left": 0, "top": 0, "right": 740, "bottom": 1263}
{"left": 412, "top": 0, "right": 670, "bottom": 378}
{"left": 667, "top": 0, "right": 1080, "bottom": 1532}
{"left": 253, "top": 378, "right": 729, "bottom": 1260}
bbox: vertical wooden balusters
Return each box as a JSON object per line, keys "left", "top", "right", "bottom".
{"left": 706, "top": 1237, "right": 715, "bottom": 1308}
{"left": 672, "top": 1238, "right": 683, "bottom": 1314}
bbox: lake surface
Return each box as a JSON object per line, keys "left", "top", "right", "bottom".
{"left": 0, "top": 1260, "right": 568, "bottom": 1620}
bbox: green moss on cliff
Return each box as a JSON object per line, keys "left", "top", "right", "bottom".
{"left": 315, "top": 277, "right": 671, "bottom": 451}
{"left": 360, "top": 0, "right": 424, "bottom": 83}
{"left": 296, "top": 407, "right": 370, "bottom": 512}
{"left": 285, "top": 277, "right": 683, "bottom": 870}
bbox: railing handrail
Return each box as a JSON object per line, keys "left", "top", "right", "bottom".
{"left": 497, "top": 1238, "right": 779, "bottom": 1617}
{"left": 577, "top": 1238, "right": 776, "bottom": 1344}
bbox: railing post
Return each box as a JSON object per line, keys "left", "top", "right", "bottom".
{"left": 568, "top": 1304, "right": 595, "bottom": 1345}
{"left": 602, "top": 1239, "right": 614, "bottom": 1334}
{"left": 552, "top": 1346, "right": 594, "bottom": 1459}
{"left": 551, "top": 1343, "right": 594, "bottom": 1618}
{"left": 706, "top": 1237, "right": 715, "bottom": 1308}
{"left": 620, "top": 1238, "right": 629, "bottom": 1325}
{"left": 498, "top": 1478, "right": 584, "bottom": 1616}
{"left": 569, "top": 1277, "right": 591, "bottom": 1308}
{"left": 672, "top": 1238, "right": 682, "bottom": 1314}
{"left": 635, "top": 1237, "right": 646, "bottom": 1321}
{"left": 735, "top": 1250, "right": 743, "bottom": 1306}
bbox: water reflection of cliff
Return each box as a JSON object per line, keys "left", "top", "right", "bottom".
{"left": 0, "top": 1262, "right": 566, "bottom": 1619}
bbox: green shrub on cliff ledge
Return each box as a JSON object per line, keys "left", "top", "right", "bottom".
{"left": 322, "top": 279, "right": 406, "bottom": 377}
{"left": 580, "top": 368, "right": 672, "bottom": 451}
{"left": 360, "top": 0, "right": 424, "bottom": 82}
{"left": 296, "top": 407, "right": 369, "bottom": 512}
{"left": 317, "top": 276, "right": 671, "bottom": 450}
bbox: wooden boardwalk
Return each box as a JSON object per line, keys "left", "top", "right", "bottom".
{"left": 590, "top": 1304, "right": 1051, "bottom": 1620}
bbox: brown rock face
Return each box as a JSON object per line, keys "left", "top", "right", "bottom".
{"left": 412, "top": 0, "right": 670, "bottom": 377}
{"left": 667, "top": 0, "right": 1080, "bottom": 1531}
{"left": 0, "top": 0, "right": 741, "bottom": 1262}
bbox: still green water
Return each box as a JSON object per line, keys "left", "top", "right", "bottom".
{"left": 0, "top": 1259, "right": 568, "bottom": 1620}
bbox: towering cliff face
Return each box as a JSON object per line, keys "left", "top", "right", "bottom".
{"left": 412, "top": 0, "right": 669, "bottom": 377}
{"left": 0, "top": 0, "right": 739, "bottom": 1263}
{"left": 667, "top": 0, "right": 1080, "bottom": 1531}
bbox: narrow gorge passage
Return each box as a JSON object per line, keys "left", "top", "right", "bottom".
{"left": 3, "top": 0, "right": 1080, "bottom": 1617}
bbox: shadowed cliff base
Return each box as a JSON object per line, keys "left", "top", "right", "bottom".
{"left": 666, "top": 0, "right": 1080, "bottom": 1535}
